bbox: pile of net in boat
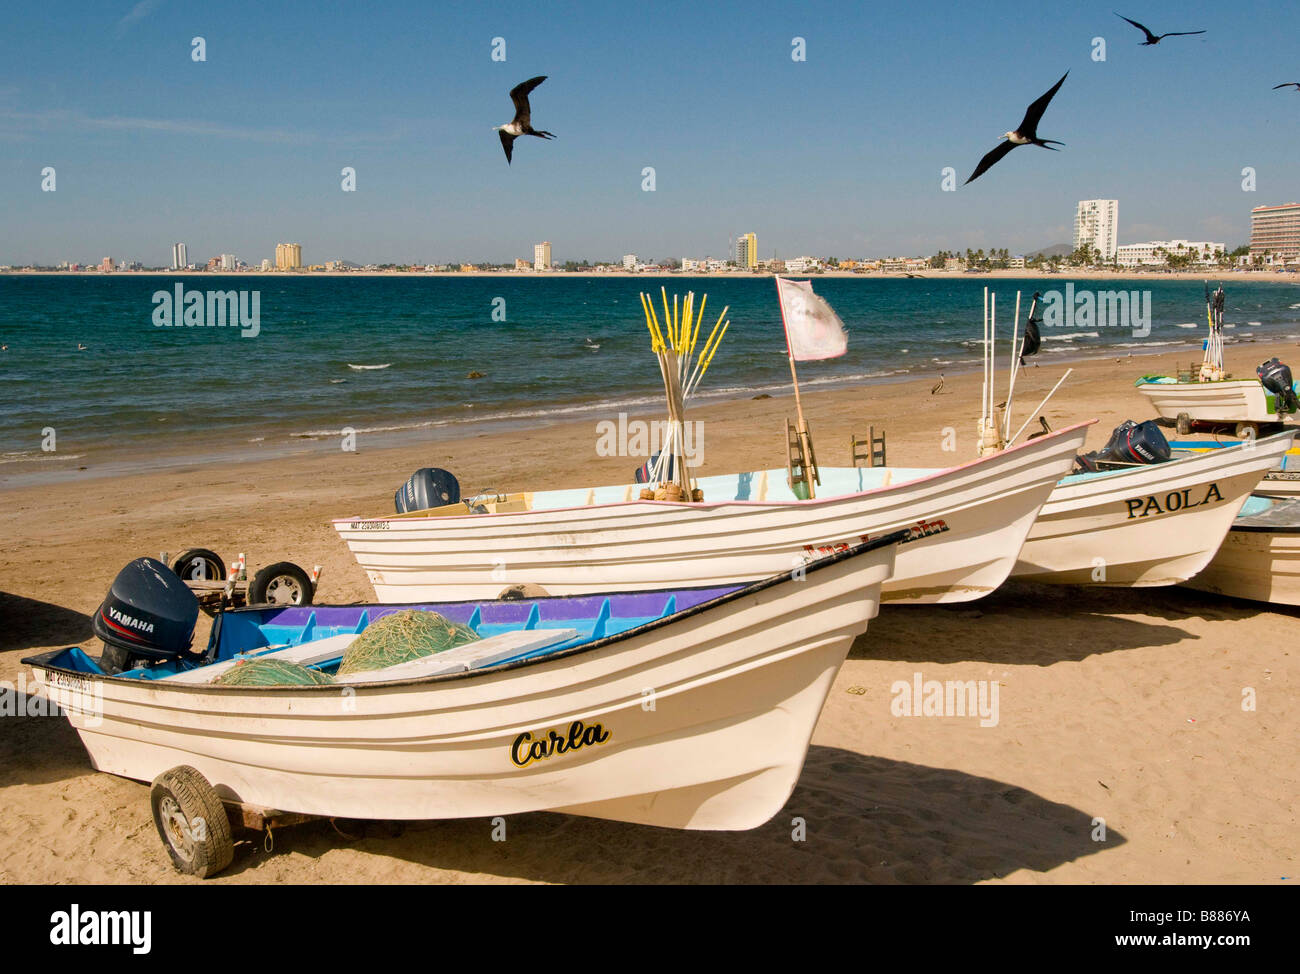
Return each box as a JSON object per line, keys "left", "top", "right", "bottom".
{"left": 336, "top": 610, "right": 479, "bottom": 676}
{"left": 213, "top": 658, "right": 336, "bottom": 686}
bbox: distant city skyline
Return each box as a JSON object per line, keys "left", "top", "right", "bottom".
{"left": 2, "top": 1, "right": 1297, "bottom": 265}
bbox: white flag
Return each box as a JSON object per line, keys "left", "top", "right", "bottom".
{"left": 776, "top": 277, "right": 848, "bottom": 361}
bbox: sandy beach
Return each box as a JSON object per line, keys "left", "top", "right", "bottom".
{"left": 2, "top": 338, "right": 1297, "bottom": 884}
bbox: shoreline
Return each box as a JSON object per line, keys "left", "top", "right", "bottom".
{"left": 4, "top": 336, "right": 1296, "bottom": 491}
{"left": 0, "top": 332, "right": 1268, "bottom": 488}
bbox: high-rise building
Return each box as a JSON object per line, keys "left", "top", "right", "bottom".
{"left": 219, "top": 253, "right": 236, "bottom": 271}
{"left": 275, "top": 243, "right": 303, "bottom": 270}
{"left": 171, "top": 242, "right": 187, "bottom": 270}
{"left": 1073, "top": 200, "right": 1119, "bottom": 261}
{"left": 622, "top": 254, "right": 638, "bottom": 271}
{"left": 260, "top": 258, "right": 273, "bottom": 272}
{"left": 732, "top": 232, "right": 757, "bottom": 269}
{"left": 1250, "top": 203, "right": 1300, "bottom": 262}
{"left": 100, "top": 257, "right": 115, "bottom": 272}
{"left": 534, "top": 241, "right": 552, "bottom": 271}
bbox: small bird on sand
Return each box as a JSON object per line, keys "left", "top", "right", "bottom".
{"left": 965, "top": 72, "right": 1068, "bottom": 185}
{"left": 1114, "top": 14, "right": 1205, "bottom": 45}
{"left": 931, "top": 374, "right": 945, "bottom": 395}
{"left": 1274, "top": 82, "right": 1300, "bottom": 91}
{"left": 494, "top": 76, "right": 556, "bottom": 164}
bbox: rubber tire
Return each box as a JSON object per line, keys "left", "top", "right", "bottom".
{"left": 1234, "top": 422, "right": 1258, "bottom": 440}
{"left": 172, "top": 548, "right": 225, "bottom": 583}
{"left": 150, "top": 766, "right": 234, "bottom": 878}
{"left": 248, "top": 562, "right": 313, "bottom": 606}
{"left": 1175, "top": 413, "right": 1192, "bottom": 436}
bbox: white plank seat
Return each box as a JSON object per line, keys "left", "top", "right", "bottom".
{"left": 162, "top": 633, "right": 360, "bottom": 684}
{"left": 335, "top": 628, "right": 578, "bottom": 684}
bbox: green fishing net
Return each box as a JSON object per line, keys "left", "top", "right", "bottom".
{"left": 213, "top": 658, "right": 336, "bottom": 686}
{"left": 337, "top": 610, "right": 480, "bottom": 676}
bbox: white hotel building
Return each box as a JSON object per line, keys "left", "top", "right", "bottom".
{"left": 1115, "top": 240, "right": 1225, "bottom": 267}
{"left": 1073, "top": 199, "right": 1119, "bottom": 261}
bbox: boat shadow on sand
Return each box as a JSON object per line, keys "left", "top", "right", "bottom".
{"left": 860, "top": 579, "right": 1284, "bottom": 665}
{"left": 203, "top": 746, "right": 1120, "bottom": 884}
{"left": 0, "top": 593, "right": 93, "bottom": 655}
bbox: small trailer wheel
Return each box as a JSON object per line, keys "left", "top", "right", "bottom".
{"left": 1234, "top": 422, "right": 1258, "bottom": 440}
{"left": 1175, "top": 413, "right": 1192, "bottom": 436}
{"left": 172, "top": 548, "right": 226, "bottom": 583}
{"left": 150, "top": 766, "right": 234, "bottom": 878}
{"left": 248, "top": 562, "right": 314, "bottom": 606}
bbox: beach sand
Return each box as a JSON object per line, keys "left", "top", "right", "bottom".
{"left": 1, "top": 339, "right": 1297, "bottom": 884}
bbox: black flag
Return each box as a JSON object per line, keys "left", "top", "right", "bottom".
{"left": 1020, "top": 291, "right": 1042, "bottom": 364}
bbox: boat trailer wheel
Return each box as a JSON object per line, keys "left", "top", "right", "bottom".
{"left": 150, "top": 766, "right": 234, "bottom": 878}
{"left": 1175, "top": 413, "right": 1192, "bottom": 436}
{"left": 248, "top": 562, "right": 314, "bottom": 606}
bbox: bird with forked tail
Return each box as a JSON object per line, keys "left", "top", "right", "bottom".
{"left": 1115, "top": 13, "right": 1205, "bottom": 45}
{"left": 965, "top": 72, "right": 1068, "bottom": 185}
{"left": 495, "top": 76, "right": 556, "bottom": 164}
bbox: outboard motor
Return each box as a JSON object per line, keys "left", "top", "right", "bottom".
{"left": 1075, "top": 420, "right": 1171, "bottom": 472}
{"left": 395, "top": 468, "right": 461, "bottom": 514}
{"left": 634, "top": 452, "right": 675, "bottom": 484}
{"left": 1258, "top": 358, "right": 1299, "bottom": 415}
{"left": 93, "top": 558, "right": 200, "bottom": 672}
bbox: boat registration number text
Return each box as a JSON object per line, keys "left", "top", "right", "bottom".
{"left": 348, "top": 520, "right": 391, "bottom": 531}
{"left": 1124, "top": 483, "right": 1223, "bottom": 519}
{"left": 802, "top": 517, "right": 950, "bottom": 558}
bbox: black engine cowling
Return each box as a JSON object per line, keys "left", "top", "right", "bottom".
{"left": 93, "top": 558, "right": 200, "bottom": 669}
{"left": 395, "top": 468, "right": 461, "bottom": 513}
{"left": 1075, "top": 420, "right": 1171, "bottom": 472}
{"left": 1258, "top": 358, "right": 1299, "bottom": 415}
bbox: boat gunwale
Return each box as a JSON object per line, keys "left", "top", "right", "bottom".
{"left": 328, "top": 420, "right": 1097, "bottom": 526}
{"left": 22, "top": 529, "right": 909, "bottom": 695}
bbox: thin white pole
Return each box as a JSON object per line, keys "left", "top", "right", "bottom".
{"left": 981, "top": 287, "right": 989, "bottom": 431}
{"left": 1008, "top": 368, "right": 1073, "bottom": 446}
{"left": 1004, "top": 291, "right": 1021, "bottom": 441}
{"left": 989, "top": 291, "right": 996, "bottom": 432}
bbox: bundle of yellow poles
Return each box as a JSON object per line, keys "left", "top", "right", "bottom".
{"left": 638, "top": 288, "right": 730, "bottom": 495}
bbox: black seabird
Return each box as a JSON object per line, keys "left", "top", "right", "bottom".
{"left": 1115, "top": 14, "right": 1205, "bottom": 45}
{"left": 1273, "top": 82, "right": 1300, "bottom": 91}
{"left": 965, "top": 72, "right": 1068, "bottom": 185}
{"left": 495, "top": 76, "right": 555, "bottom": 164}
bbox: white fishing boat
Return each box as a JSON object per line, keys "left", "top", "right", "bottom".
{"left": 334, "top": 421, "right": 1092, "bottom": 606}
{"left": 25, "top": 534, "right": 904, "bottom": 877}
{"left": 1132, "top": 286, "right": 1298, "bottom": 433}
{"left": 1180, "top": 495, "right": 1300, "bottom": 606}
{"left": 1133, "top": 375, "right": 1295, "bottom": 430}
{"left": 1012, "top": 431, "right": 1297, "bottom": 586}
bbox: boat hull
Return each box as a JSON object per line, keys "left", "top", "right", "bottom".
{"left": 1135, "top": 378, "right": 1292, "bottom": 424}
{"left": 1181, "top": 498, "right": 1300, "bottom": 605}
{"left": 29, "top": 545, "right": 894, "bottom": 830}
{"left": 334, "top": 423, "right": 1091, "bottom": 605}
{"left": 1013, "top": 432, "right": 1297, "bottom": 586}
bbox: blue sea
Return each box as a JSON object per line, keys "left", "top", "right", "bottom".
{"left": 3, "top": 273, "right": 1299, "bottom": 480}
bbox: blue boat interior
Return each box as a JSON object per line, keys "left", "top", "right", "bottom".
{"left": 39, "top": 585, "right": 742, "bottom": 682}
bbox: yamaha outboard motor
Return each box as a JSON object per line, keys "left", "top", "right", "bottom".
{"left": 1075, "top": 420, "right": 1172, "bottom": 472}
{"left": 1258, "top": 358, "right": 1299, "bottom": 415}
{"left": 93, "top": 558, "right": 200, "bottom": 672}
{"left": 634, "top": 452, "right": 675, "bottom": 484}
{"left": 395, "top": 468, "right": 461, "bottom": 514}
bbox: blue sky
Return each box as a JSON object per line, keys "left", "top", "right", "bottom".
{"left": 2, "top": 0, "right": 1297, "bottom": 265}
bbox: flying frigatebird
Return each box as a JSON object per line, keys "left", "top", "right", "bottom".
{"left": 494, "top": 76, "right": 556, "bottom": 164}
{"left": 1274, "top": 82, "right": 1300, "bottom": 91}
{"left": 1115, "top": 13, "right": 1205, "bottom": 45}
{"left": 965, "top": 72, "right": 1068, "bottom": 185}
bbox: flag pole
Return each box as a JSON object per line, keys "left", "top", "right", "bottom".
{"left": 776, "top": 277, "right": 817, "bottom": 499}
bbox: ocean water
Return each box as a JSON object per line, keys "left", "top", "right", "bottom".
{"left": 2, "top": 273, "right": 1299, "bottom": 474}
